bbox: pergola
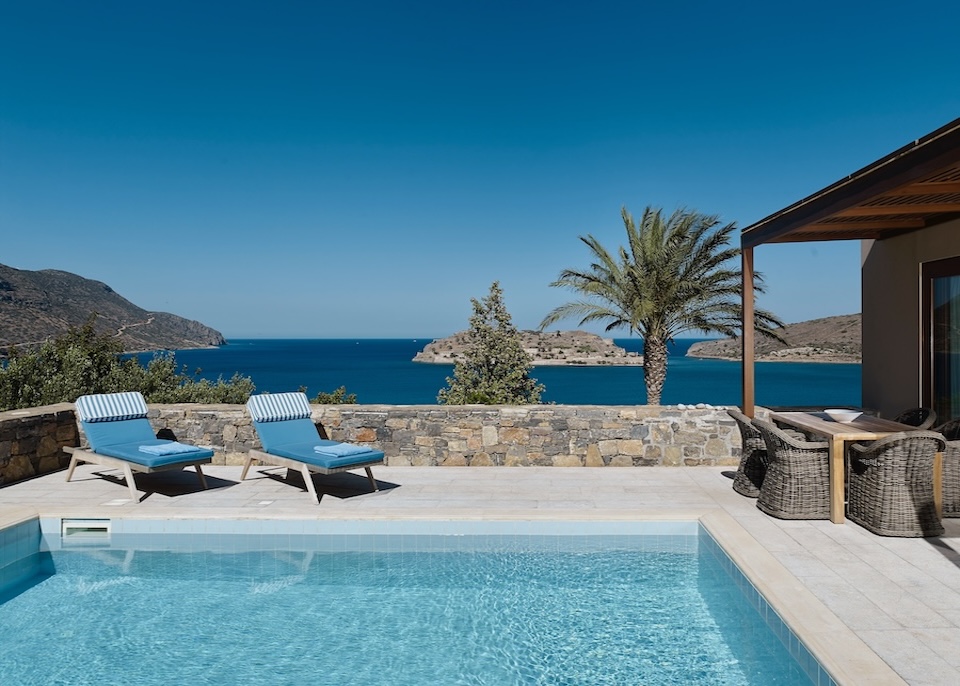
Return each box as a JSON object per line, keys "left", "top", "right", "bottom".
{"left": 740, "top": 117, "right": 960, "bottom": 416}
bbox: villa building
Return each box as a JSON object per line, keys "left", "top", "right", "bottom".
{"left": 741, "top": 117, "right": 960, "bottom": 420}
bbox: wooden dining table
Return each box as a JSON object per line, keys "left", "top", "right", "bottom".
{"left": 768, "top": 411, "right": 942, "bottom": 524}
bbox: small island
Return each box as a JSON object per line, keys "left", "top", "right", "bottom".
{"left": 414, "top": 330, "right": 644, "bottom": 366}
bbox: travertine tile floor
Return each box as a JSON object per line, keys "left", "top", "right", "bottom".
{"left": 3, "top": 464, "right": 960, "bottom": 685}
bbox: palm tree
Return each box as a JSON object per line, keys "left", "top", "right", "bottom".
{"left": 540, "top": 206, "right": 784, "bottom": 405}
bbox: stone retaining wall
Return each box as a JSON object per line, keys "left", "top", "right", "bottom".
{"left": 0, "top": 403, "right": 78, "bottom": 486}
{"left": 0, "top": 403, "right": 751, "bottom": 486}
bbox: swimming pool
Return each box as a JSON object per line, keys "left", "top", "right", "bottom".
{"left": 0, "top": 519, "right": 827, "bottom": 685}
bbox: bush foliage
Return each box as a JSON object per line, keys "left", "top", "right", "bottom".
{"left": 0, "top": 322, "right": 255, "bottom": 411}
{"left": 310, "top": 386, "right": 358, "bottom": 404}
{"left": 438, "top": 281, "right": 543, "bottom": 405}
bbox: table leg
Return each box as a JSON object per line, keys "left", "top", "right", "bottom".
{"left": 830, "top": 437, "right": 846, "bottom": 524}
{"left": 934, "top": 451, "right": 943, "bottom": 521}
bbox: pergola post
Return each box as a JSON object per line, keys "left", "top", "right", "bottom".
{"left": 741, "top": 244, "right": 755, "bottom": 417}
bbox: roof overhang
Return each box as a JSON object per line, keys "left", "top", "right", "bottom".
{"left": 742, "top": 117, "right": 960, "bottom": 249}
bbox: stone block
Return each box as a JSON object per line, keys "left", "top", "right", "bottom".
{"left": 552, "top": 454, "right": 582, "bottom": 467}
{"left": 442, "top": 453, "right": 468, "bottom": 466}
{"left": 663, "top": 445, "right": 683, "bottom": 466}
{"left": 619, "top": 440, "right": 644, "bottom": 456}
{"left": 608, "top": 455, "right": 633, "bottom": 467}
{"left": 469, "top": 452, "right": 494, "bottom": 466}
{"left": 598, "top": 440, "right": 619, "bottom": 456}
{"left": 12, "top": 437, "right": 37, "bottom": 456}
{"left": 481, "top": 425, "right": 499, "bottom": 446}
{"left": 675, "top": 431, "right": 704, "bottom": 446}
{"left": 37, "top": 435, "right": 60, "bottom": 458}
{"left": 355, "top": 428, "right": 377, "bottom": 443}
{"left": 704, "top": 438, "right": 729, "bottom": 457}
{"left": 1, "top": 455, "right": 35, "bottom": 482}
{"left": 584, "top": 444, "right": 605, "bottom": 467}
{"left": 501, "top": 427, "right": 529, "bottom": 444}
{"left": 505, "top": 444, "right": 528, "bottom": 466}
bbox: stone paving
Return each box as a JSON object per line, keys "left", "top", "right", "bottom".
{"left": 3, "top": 464, "right": 960, "bottom": 685}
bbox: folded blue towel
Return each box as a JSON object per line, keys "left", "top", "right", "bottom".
{"left": 314, "top": 443, "right": 370, "bottom": 457}
{"left": 139, "top": 442, "right": 202, "bottom": 456}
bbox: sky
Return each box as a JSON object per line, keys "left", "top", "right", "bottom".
{"left": 2, "top": 1, "right": 959, "bottom": 339}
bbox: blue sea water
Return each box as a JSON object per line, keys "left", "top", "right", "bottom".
{"left": 136, "top": 338, "right": 861, "bottom": 407}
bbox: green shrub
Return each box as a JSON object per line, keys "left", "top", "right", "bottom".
{"left": 309, "top": 386, "right": 357, "bottom": 404}
{"left": 0, "top": 322, "right": 256, "bottom": 411}
{"left": 438, "top": 281, "right": 543, "bottom": 405}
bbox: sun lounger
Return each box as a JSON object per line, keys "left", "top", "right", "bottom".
{"left": 66, "top": 391, "right": 213, "bottom": 500}
{"left": 243, "top": 392, "right": 384, "bottom": 502}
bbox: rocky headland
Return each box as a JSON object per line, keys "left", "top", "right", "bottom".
{"left": 0, "top": 263, "right": 226, "bottom": 356}
{"left": 686, "top": 313, "right": 861, "bottom": 363}
{"left": 414, "top": 330, "right": 643, "bottom": 366}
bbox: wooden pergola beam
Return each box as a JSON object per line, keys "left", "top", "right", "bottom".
{"left": 885, "top": 181, "right": 960, "bottom": 196}
{"left": 835, "top": 203, "right": 960, "bottom": 217}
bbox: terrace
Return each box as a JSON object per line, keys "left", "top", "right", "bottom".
{"left": 2, "top": 457, "right": 960, "bottom": 685}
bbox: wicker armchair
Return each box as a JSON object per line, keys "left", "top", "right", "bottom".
{"left": 726, "top": 408, "right": 767, "bottom": 497}
{"left": 752, "top": 419, "right": 831, "bottom": 520}
{"left": 934, "top": 418, "right": 960, "bottom": 441}
{"left": 848, "top": 431, "right": 945, "bottom": 537}
{"left": 893, "top": 407, "right": 937, "bottom": 430}
{"left": 942, "top": 438, "right": 960, "bottom": 518}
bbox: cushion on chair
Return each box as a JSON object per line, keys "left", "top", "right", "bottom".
{"left": 247, "top": 392, "right": 312, "bottom": 422}
{"left": 92, "top": 440, "right": 214, "bottom": 468}
{"left": 76, "top": 392, "right": 149, "bottom": 422}
{"left": 253, "top": 417, "right": 322, "bottom": 452}
{"left": 82, "top": 418, "right": 158, "bottom": 451}
{"left": 264, "top": 440, "right": 384, "bottom": 470}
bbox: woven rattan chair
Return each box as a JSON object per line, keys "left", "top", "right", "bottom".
{"left": 893, "top": 407, "right": 937, "bottom": 430}
{"left": 847, "top": 431, "right": 945, "bottom": 537}
{"left": 942, "top": 438, "right": 960, "bottom": 518}
{"left": 752, "top": 419, "right": 831, "bottom": 520}
{"left": 934, "top": 418, "right": 960, "bottom": 441}
{"left": 726, "top": 408, "right": 767, "bottom": 497}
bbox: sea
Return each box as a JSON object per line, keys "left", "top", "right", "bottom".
{"left": 134, "top": 338, "right": 861, "bottom": 407}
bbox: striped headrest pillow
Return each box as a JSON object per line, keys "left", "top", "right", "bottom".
{"left": 246, "top": 392, "right": 312, "bottom": 422}
{"left": 75, "top": 392, "right": 149, "bottom": 422}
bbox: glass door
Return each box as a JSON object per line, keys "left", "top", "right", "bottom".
{"left": 924, "top": 257, "right": 960, "bottom": 422}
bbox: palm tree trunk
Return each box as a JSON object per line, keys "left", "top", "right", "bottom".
{"left": 643, "top": 336, "right": 668, "bottom": 405}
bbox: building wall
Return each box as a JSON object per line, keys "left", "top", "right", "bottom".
{"left": 0, "top": 403, "right": 750, "bottom": 486}
{"left": 862, "top": 217, "right": 960, "bottom": 418}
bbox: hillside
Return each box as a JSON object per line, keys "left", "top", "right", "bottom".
{"left": 414, "top": 330, "right": 643, "bottom": 365}
{"left": 686, "top": 313, "right": 861, "bottom": 363}
{"left": 0, "top": 264, "right": 225, "bottom": 354}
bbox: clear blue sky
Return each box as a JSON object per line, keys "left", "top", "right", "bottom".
{"left": 2, "top": 1, "right": 958, "bottom": 339}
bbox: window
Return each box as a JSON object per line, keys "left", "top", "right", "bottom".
{"left": 923, "top": 256, "right": 960, "bottom": 422}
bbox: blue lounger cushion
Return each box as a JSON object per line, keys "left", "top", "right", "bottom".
{"left": 264, "top": 441, "right": 383, "bottom": 470}
{"left": 314, "top": 443, "right": 370, "bottom": 457}
{"left": 80, "top": 419, "right": 213, "bottom": 468}
{"left": 252, "top": 418, "right": 383, "bottom": 466}
{"left": 89, "top": 440, "right": 214, "bottom": 468}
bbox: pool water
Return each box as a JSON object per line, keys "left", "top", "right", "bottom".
{"left": 0, "top": 529, "right": 813, "bottom": 686}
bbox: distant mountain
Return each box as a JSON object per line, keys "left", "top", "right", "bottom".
{"left": 686, "top": 313, "right": 861, "bottom": 363}
{"left": 0, "top": 264, "right": 225, "bottom": 355}
{"left": 687, "top": 314, "right": 863, "bottom": 362}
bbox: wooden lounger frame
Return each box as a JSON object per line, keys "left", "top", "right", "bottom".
{"left": 64, "top": 446, "right": 210, "bottom": 501}
{"left": 241, "top": 448, "right": 381, "bottom": 503}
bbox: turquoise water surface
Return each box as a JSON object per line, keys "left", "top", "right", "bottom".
{"left": 0, "top": 531, "right": 814, "bottom": 685}
{"left": 135, "top": 338, "right": 861, "bottom": 407}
